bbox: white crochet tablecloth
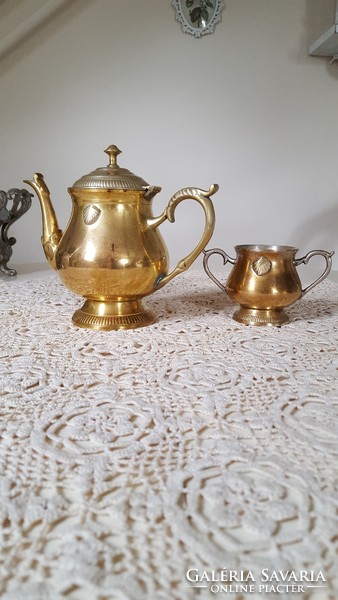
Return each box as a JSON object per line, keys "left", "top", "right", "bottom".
{"left": 0, "top": 270, "right": 337, "bottom": 600}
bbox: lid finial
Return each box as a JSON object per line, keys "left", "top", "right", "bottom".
{"left": 104, "top": 145, "right": 121, "bottom": 167}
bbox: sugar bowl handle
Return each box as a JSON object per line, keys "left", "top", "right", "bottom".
{"left": 152, "top": 184, "right": 218, "bottom": 289}
{"left": 294, "top": 249, "right": 334, "bottom": 296}
{"left": 203, "top": 247, "right": 236, "bottom": 292}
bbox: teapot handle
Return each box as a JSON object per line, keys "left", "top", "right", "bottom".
{"left": 202, "top": 248, "right": 237, "bottom": 292}
{"left": 152, "top": 184, "right": 218, "bottom": 289}
{"left": 294, "top": 249, "right": 334, "bottom": 296}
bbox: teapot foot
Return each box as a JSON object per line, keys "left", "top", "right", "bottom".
{"left": 72, "top": 299, "right": 156, "bottom": 331}
{"left": 233, "top": 306, "right": 289, "bottom": 327}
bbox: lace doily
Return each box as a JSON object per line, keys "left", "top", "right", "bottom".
{"left": 0, "top": 270, "right": 337, "bottom": 600}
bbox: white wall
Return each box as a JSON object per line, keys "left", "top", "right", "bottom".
{"left": 1, "top": 0, "right": 338, "bottom": 274}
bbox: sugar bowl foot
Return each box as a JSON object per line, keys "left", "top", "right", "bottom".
{"left": 233, "top": 306, "right": 289, "bottom": 327}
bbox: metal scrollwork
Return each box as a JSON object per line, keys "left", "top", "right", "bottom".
{"left": 0, "top": 188, "right": 32, "bottom": 276}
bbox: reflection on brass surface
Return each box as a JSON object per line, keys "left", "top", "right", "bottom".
{"left": 203, "top": 244, "right": 334, "bottom": 326}
{"left": 25, "top": 145, "right": 217, "bottom": 330}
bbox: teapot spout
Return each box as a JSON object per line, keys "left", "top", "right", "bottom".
{"left": 24, "top": 173, "right": 62, "bottom": 270}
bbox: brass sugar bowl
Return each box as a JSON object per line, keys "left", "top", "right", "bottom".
{"left": 25, "top": 145, "right": 218, "bottom": 330}
{"left": 203, "top": 244, "right": 334, "bottom": 326}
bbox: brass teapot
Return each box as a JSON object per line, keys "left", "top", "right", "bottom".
{"left": 25, "top": 145, "right": 218, "bottom": 330}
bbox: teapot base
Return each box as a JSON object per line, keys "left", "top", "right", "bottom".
{"left": 72, "top": 298, "right": 156, "bottom": 331}
{"left": 233, "top": 306, "right": 290, "bottom": 327}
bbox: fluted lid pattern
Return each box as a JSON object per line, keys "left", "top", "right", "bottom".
{"left": 71, "top": 145, "right": 149, "bottom": 190}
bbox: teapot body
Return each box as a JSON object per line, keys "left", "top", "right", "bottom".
{"left": 25, "top": 145, "right": 218, "bottom": 330}
{"left": 57, "top": 188, "right": 168, "bottom": 301}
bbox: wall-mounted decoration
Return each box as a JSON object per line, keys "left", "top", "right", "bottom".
{"left": 172, "top": 0, "right": 224, "bottom": 38}
{"left": 0, "top": 188, "right": 32, "bottom": 275}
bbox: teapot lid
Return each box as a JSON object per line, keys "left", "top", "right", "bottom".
{"left": 71, "top": 145, "right": 149, "bottom": 190}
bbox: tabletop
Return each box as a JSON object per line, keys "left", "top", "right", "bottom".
{"left": 0, "top": 268, "right": 337, "bottom": 600}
